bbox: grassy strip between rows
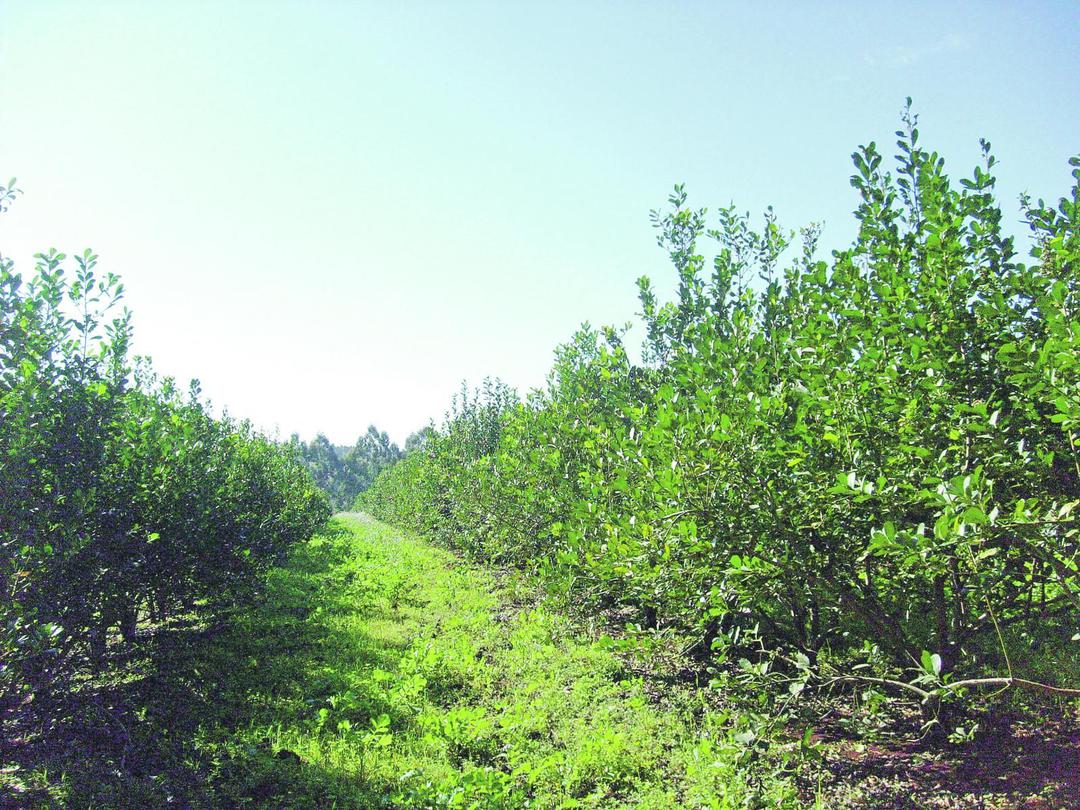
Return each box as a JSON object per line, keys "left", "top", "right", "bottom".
{"left": 5, "top": 514, "right": 810, "bottom": 808}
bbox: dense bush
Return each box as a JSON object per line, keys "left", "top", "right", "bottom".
{"left": 0, "top": 180, "right": 331, "bottom": 715}
{"left": 361, "top": 107, "right": 1079, "bottom": 697}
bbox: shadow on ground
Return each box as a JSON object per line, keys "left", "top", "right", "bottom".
{"left": 813, "top": 704, "right": 1080, "bottom": 809}
{"left": 1, "top": 523, "right": 403, "bottom": 809}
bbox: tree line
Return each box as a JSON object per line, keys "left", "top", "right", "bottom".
{"left": 291, "top": 426, "right": 405, "bottom": 510}
{"left": 361, "top": 105, "right": 1079, "bottom": 710}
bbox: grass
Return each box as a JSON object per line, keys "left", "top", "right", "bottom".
{"left": 9, "top": 514, "right": 1073, "bottom": 808}
{"left": 2, "top": 514, "right": 806, "bottom": 808}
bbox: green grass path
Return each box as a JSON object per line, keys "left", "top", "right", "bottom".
{"left": 30, "top": 515, "right": 801, "bottom": 808}
{"left": 195, "top": 514, "right": 802, "bottom": 808}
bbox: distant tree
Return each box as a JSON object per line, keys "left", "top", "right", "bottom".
{"left": 345, "top": 425, "right": 402, "bottom": 494}
{"left": 294, "top": 426, "right": 402, "bottom": 509}
{"left": 297, "top": 433, "right": 352, "bottom": 507}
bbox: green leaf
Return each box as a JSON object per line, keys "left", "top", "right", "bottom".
{"left": 921, "top": 650, "right": 942, "bottom": 676}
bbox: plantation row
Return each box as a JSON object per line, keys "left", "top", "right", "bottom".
{"left": 0, "top": 180, "right": 330, "bottom": 717}
{"left": 362, "top": 109, "right": 1080, "bottom": 701}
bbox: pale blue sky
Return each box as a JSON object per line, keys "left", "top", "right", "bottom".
{"left": 1, "top": 1, "right": 1077, "bottom": 444}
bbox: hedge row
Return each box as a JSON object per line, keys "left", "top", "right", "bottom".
{"left": 1, "top": 182, "right": 331, "bottom": 714}
{"left": 362, "top": 111, "right": 1079, "bottom": 690}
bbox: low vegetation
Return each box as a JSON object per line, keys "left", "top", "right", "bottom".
{"left": 1, "top": 515, "right": 820, "bottom": 808}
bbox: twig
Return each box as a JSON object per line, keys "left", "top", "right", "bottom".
{"left": 818, "top": 673, "right": 1080, "bottom": 701}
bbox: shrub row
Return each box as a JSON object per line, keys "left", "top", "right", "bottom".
{"left": 361, "top": 109, "right": 1079, "bottom": 689}
{"left": 0, "top": 183, "right": 331, "bottom": 714}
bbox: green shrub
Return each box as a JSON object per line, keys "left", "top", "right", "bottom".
{"left": 0, "top": 181, "right": 331, "bottom": 716}
{"left": 360, "top": 106, "right": 1079, "bottom": 699}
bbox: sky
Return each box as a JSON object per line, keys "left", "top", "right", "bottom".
{"left": 1, "top": 1, "right": 1077, "bottom": 445}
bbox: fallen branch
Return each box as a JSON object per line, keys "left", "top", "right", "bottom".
{"left": 819, "top": 673, "right": 1080, "bottom": 702}
{"left": 944, "top": 677, "right": 1080, "bottom": 698}
{"left": 819, "top": 674, "right": 931, "bottom": 701}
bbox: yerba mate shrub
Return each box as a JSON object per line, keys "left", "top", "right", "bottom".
{"left": 0, "top": 179, "right": 330, "bottom": 717}
{"left": 361, "top": 107, "right": 1079, "bottom": 702}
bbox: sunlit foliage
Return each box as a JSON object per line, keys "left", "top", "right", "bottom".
{"left": 362, "top": 107, "right": 1080, "bottom": 697}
